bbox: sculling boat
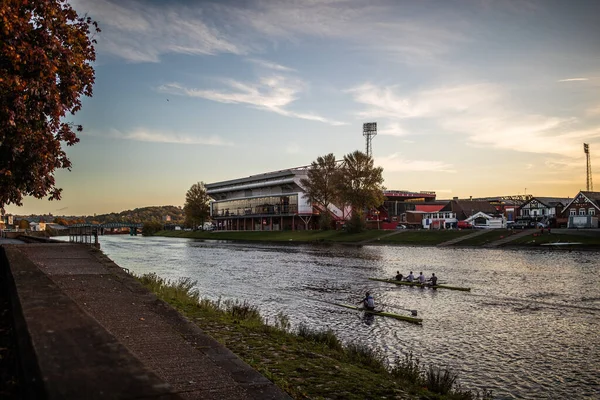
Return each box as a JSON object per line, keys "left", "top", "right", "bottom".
{"left": 368, "top": 277, "right": 471, "bottom": 292}
{"left": 333, "top": 303, "right": 423, "bottom": 324}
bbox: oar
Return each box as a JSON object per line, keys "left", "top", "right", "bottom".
{"left": 381, "top": 303, "right": 418, "bottom": 316}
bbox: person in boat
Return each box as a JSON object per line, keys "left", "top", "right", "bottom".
{"left": 405, "top": 271, "right": 415, "bottom": 282}
{"left": 395, "top": 271, "right": 403, "bottom": 281}
{"left": 418, "top": 272, "right": 426, "bottom": 284}
{"left": 427, "top": 273, "right": 438, "bottom": 286}
{"left": 359, "top": 292, "right": 376, "bottom": 311}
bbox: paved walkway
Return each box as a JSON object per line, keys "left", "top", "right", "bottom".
{"left": 436, "top": 229, "right": 488, "bottom": 247}
{"left": 13, "top": 243, "right": 290, "bottom": 400}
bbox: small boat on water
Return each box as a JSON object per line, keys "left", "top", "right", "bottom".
{"left": 333, "top": 303, "right": 423, "bottom": 324}
{"left": 369, "top": 277, "right": 471, "bottom": 292}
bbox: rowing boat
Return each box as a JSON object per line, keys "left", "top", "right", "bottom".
{"left": 333, "top": 303, "right": 423, "bottom": 324}
{"left": 368, "top": 277, "right": 471, "bottom": 292}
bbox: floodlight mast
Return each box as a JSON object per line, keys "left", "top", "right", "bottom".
{"left": 363, "top": 122, "right": 377, "bottom": 158}
{"left": 584, "top": 143, "right": 593, "bottom": 191}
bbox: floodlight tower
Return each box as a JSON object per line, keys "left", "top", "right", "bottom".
{"left": 363, "top": 122, "right": 377, "bottom": 158}
{"left": 584, "top": 143, "right": 593, "bottom": 191}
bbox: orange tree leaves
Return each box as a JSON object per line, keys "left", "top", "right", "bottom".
{"left": 0, "top": 0, "right": 100, "bottom": 210}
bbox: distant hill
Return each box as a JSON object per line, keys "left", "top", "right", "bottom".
{"left": 87, "top": 206, "right": 186, "bottom": 224}
{"left": 13, "top": 205, "right": 186, "bottom": 225}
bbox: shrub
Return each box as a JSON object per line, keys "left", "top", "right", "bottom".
{"left": 425, "top": 365, "right": 458, "bottom": 395}
{"left": 344, "top": 343, "right": 385, "bottom": 371}
{"left": 297, "top": 323, "right": 343, "bottom": 351}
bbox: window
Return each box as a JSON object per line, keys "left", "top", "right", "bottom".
{"left": 522, "top": 209, "right": 530, "bottom": 216}
{"left": 589, "top": 208, "right": 596, "bottom": 216}
{"left": 579, "top": 208, "right": 586, "bottom": 216}
{"left": 570, "top": 209, "right": 576, "bottom": 216}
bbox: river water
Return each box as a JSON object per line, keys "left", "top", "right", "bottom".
{"left": 93, "top": 235, "right": 599, "bottom": 399}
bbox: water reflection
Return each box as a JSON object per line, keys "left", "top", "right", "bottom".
{"left": 94, "top": 235, "right": 599, "bottom": 399}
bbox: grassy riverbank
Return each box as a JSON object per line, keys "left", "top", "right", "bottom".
{"left": 155, "top": 228, "right": 600, "bottom": 249}
{"left": 137, "top": 273, "right": 492, "bottom": 400}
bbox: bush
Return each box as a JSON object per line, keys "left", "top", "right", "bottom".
{"left": 297, "top": 323, "right": 343, "bottom": 351}
{"left": 346, "top": 212, "right": 366, "bottom": 233}
{"left": 425, "top": 365, "right": 458, "bottom": 395}
{"left": 142, "top": 221, "right": 163, "bottom": 236}
{"left": 344, "top": 343, "right": 385, "bottom": 370}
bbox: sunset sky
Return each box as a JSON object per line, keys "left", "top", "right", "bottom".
{"left": 8, "top": 0, "right": 600, "bottom": 216}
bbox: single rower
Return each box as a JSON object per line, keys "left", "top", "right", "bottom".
{"left": 405, "top": 271, "right": 415, "bottom": 282}
{"left": 359, "top": 292, "right": 376, "bottom": 311}
{"left": 395, "top": 271, "right": 403, "bottom": 281}
{"left": 418, "top": 272, "right": 426, "bottom": 284}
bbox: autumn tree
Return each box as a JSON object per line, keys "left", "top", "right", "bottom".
{"left": 0, "top": 0, "right": 100, "bottom": 211}
{"left": 184, "top": 182, "right": 211, "bottom": 229}
{"left": 337, "top": 151, "right": 385, "bottom": 232}
{"left": 300, "top": 153, "right": 341, "bottom": 230}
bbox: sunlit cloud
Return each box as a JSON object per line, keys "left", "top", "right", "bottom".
{"left": 378, "top": 122, "right": 409, "bottom": 136}
{"left": 557, "top": 78, "right": 589, "bottom": 82}
{"left": 376, "top": 153, "right": 456, "bottom": 173}
{"left": 158, "top": 77, "right": 346, "bottom": 126}
{"left": 349, "top": 82, "right": 600, "bottom": 158}
{"left": 247, "top": 58, "right": 296, "bottom": 72}
{"left": 108, "top": 128, "right": 234, "bottom": 146}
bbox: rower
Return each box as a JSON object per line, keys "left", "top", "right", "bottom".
{"left": 406, "top": 271, "right": 415, "bottom": 282}
{"left": 395, "top": 271, "right": 403, "bottom": 281}
{"left": 428, "top": 273, "right": 438, "bottom": 286}
{"left": 418, "top": 272, "right": 426, "bottom": 284}
{"left": 359, "top": 292, "right": 375, "bottom": 311}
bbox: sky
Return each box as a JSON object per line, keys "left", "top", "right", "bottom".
{"left": 8, "top": 0, "right": 600, "bottom": 216}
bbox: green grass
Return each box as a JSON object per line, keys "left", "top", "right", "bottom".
{"left": 156, "top": 229, "right": 389, "bottom": 243}
{"left": 136, "top": 273, "right": 492, "bottom": 400}
{"left": 378, "top": 230, "right": 473, "bottom": 245}
{"left": 456, "top": 229, "right": 514, "bottom": 246}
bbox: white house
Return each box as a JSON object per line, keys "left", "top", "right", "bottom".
{"left": 422, "top": 211, "right": 458, "bottom": 229}
{"left": 465, "top": 211, "right": 506, "bottom": 229}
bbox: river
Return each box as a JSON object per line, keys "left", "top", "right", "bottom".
{"left": 92, "top": 235, "right": 599, "bottom": 399}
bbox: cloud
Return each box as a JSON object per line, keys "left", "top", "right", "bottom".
{"left": 349, "top": 81, "right": 600, "bottom": 158}
{"left": 376, "top": 153, "right": 456, "bottom": 173}
{"left": 378, "top": 122, "right": 409, "bottom": 136}
{"left": 71, "top": 0, "right": 245, "bottom": 62}
{"left": 73, "top": 0, "right": 469, "bottom": 64}
{"left": 557, "top": 78, "right": 589, "bottom": 82}
{"left": 220, "top": 0, "right": 469, "bottom": 63}
{"left": 108, "top": 128, "right": 234, "bottom": 146}
{"left": 247, "top": 58, "right": 296, "bottom": 72}
{"left": 158, "top": 76, "right": 346, "bottom": 126}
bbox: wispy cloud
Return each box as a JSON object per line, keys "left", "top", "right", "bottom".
{"left": 109, "top": 128, "right": 234, "bottom": 146}
{"left": 220, "top": 0, "right": 469, "bottom": 63}
{"left": 557, "top": 78, "right": 589, "bottom": 82}
{"left": 71, "top": 0, "right": 245, "bottom": 62}
{"left": 74, "top": 0, "right": 469, "bottom": 64}
{"left": 247, "top": 58, "right": 296, "bottom": 72}
{"left": 158, "top": 76, "right": 346, "bottom": 126}
{"left": 378, "top": 122, "right": 409, "bottom": 136}
{"left": 376, "top": 153, "right": 456, "bottom": 173}
{"left": 349, "top": 81, "right": 600, "bottom": 158}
